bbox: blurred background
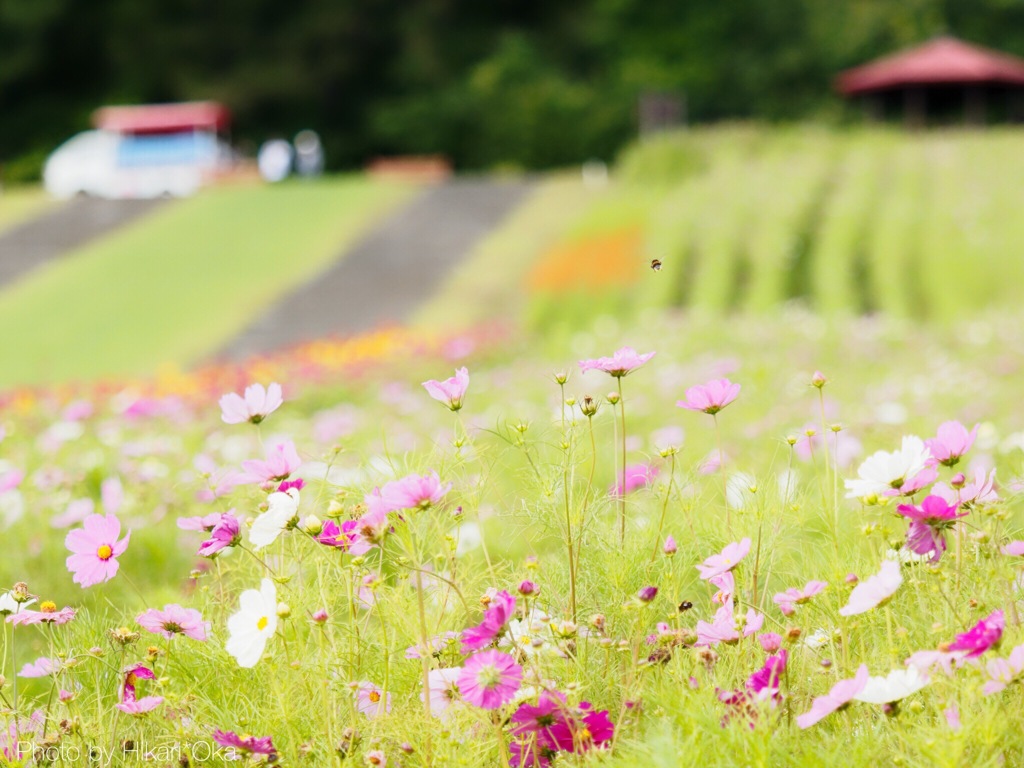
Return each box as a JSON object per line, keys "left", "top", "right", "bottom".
{"left": 2, "top": 0, "right": 1024, "bottom": 391}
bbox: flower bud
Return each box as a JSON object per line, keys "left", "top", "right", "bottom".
{"left": 663, "top": 536, "right": 677, "bottom": 556}
{"left": 109, "top": 627, "right": 140, "bottom": 646}
{"left": 812, "top": 371, "right": 828, "bottom": 388}
{"left": 517, "top": 580, "right": 539, "bottom": 597}
{"left": 302, "top": 515, "right": 323, "bottom": 535}
{"left": 11, "top": 583, "right": 31, "bottom": 603}
{"left": 554, "top": 371, "right": 569, "bottom": 385}
{"left": 276, "top": 602, "right": 291, "bottom": 619}
{"left": 951, "top": 472, "right": 966, "bottom": 489}
{"left": 580, "top": 395, "right": 598, "bottom": 417}
{"left": 312, "top": 609, "right": 328, "bottom": 624}
{"left": 606, "top": 392, "right": 620, "bottom": 406}
{"left": 637, "top": 586, "right": 658, "bottom": 604}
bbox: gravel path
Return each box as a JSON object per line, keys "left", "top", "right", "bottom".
{"left": 0, "top": 197, "right": 166, "bottom": 286}
{"left": 219, "top": 177, "right": 532, "bottom": 360}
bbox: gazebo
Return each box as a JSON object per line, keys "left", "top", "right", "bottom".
{"left": 836, "top": 36, "right": 1024, "bottom": 126}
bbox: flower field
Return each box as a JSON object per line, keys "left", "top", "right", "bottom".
{"left": 1, "top": 303, "right": 1024, "bottom": 766}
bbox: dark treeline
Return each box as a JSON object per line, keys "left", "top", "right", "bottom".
{"left": 3, "top": 0, "right": 1024, "bottom": 175}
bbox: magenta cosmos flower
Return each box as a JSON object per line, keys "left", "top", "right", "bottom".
{"left": 137, "top": 604, "right": 208, "bottom": 641}
{"left": 838, "top": 559, "right": 902, "bottom": 616}
{"left": 65, "top": 513, "right": 130, "bottom": 588}
{"left": 796, "top": 664, "right": 869, "bottom": 729}
{"left": 949, "top": 609, "right": 1004, "bottom": 658}
{"left": 608, "top": 463, "right": 658, "bottom": 497}
{"left": 925, "top": 421, "right": 978, "bottom": 467}
{"left": 896, "top": 495, "right": 967, "bottom": 563}
{"left": 677, "top": 378, "right": 741, "bottom": 415}
{"left": 696, "top": 538, "right": 751, "bottom": 580}
{"left": 219, "top": 382, "right": 283, "bottom": 425}
{"left": 773, "top": 581, "right": 827, "bottom": 616}
{"left": 121, "top": 664, "right": 155, "bottom": 702}
{"left": 422, "top": 367, "right": 470, "bottom": 411}
{"left": 578, "top": 347, "right": 655, "bottom": 378}
{"left": 462, "top": 590, "right": 516, "bottom": 652}
{"left": 212, "top": 730, "right": 277, "bottom": 757}
{"left": 458, "top": 650, "right": 523, "bottom": 709}
{"left": 198, "top": 513, "right": 242, "bottom": 557}
{"left": 7, "top": 600, "right": 75, "bottom": 626}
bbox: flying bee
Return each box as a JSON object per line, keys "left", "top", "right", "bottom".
{"left": 678, "top": 601, "right": 693, "bottom": 613}
{"left": 650, "top": 258, "right": 663, "bottom": 272}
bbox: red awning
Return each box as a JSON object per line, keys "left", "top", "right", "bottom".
{"left": 837, "top": 36, "right": 1024, "bottom": 96}
{"left": 92, "top": 101, "right": 231, "bottom": 133}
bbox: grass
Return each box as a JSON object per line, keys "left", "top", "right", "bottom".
{"left": 0, "top": 186, "right": 54, "bottom": 235}
{"left": 2, "top": 309, "right": 1024, "bottom": 765}
{"left": 0, "top": 177, "right": 412, "bottom": 387}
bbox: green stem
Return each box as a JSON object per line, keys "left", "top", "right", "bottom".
{"left": 617, "top": 377, "right": 627, "bottom": 545}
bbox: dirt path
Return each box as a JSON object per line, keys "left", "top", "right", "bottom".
{"left": 219, "top": 177, "right": 532, "bottom": 360}
{"left": 0, "top": 197, "right": 166, "bottom": 286}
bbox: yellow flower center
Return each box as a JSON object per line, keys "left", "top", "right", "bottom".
{"left": 369, "top": 691, "right": 381, "bottom": 703}
{"left": 40, "top": 601, "right": 57, "bottom": 613}
{"left": 97, "top": 544, "right": 113, "bottom": 561}
{"left": 257, "top": 616, "right": 269, "bottom": 631}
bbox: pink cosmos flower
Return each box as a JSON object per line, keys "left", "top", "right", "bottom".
{"left": 709, "top": 571, "right": 735, "bottom": 603}
{"left": 7, "top": 604, "right": 76, "bottom": 626}
{"left": 677, "top": 378, "right": 741, "bottom": 415}
{"left": 462, "top": 590, "right": 516, "bottom": 652}
{"left": 695, "top": 603, "right": 762, "bottom": 647}
{"left": 982, "top": 644, "right": 1024, "bottom": 695}
{"left": 422, "top": 367, "right": 470, "bottom": 411}
{"left": 219, "top": 382, "right": 283, "bottom": 425}
{"left": 1002, "top": 541, "right": 1024, "bottom": 556}
{"left": 354, "top": 681, "right": 391, "bottom": 718}
{"left": 382, "top": 471, "right": 452, "bottom": 511}
{"left": 773, "top": 581, "right": 827, "bottom": 616}
{"left": 65, "top": 513, "right": 131, "bottom": 588}
{"left": 948, "top": 610, "right": 1004, "bottom": 658}
{"left": 578, "top": 347, "right": 655, "bottom": 378}
{"left": 365, "top": 750, "right": 387, "bottom": 767}
{"left": 0, "top": 469, "right": 23, "bottom": 494}
{"left": 101, "top": 477, "right": 123, "bottom": 514}
{"left": 19, "top": 657, "right": 56, "bottom": 678}
{"left": 116, "top": 696, "right": 164, "bottom": 715}
{"left": 0, "top": 710, "right": 43, "bottom": 763}
{"left": 696, "top": 538, "right": 751, "bottom": 580}
{"left": 137, "top": 604, "right": 208, "bottom": 641}
{"left": 459, "top": 650, "right": 523, "bottom": 709}
{"left": 352, "top": 506, "right": 391, "bottom": 548}
{"left": 905, "top": 649, "right": 965, "bottom": 677}
{"left": 608, "top": 463, "right": 658, "bottom": 497}
{"left": 934, "top": 468, "right": 999, "bottom": 507}
{"left": 240, "top": 440, "right": 302, "bottom": 484}
{"left": 405, "top": 631, "right": 461, "bottom": 659}
{"left": 177, "top": 512, "right": 223, "bottom": 532}
{"left": 795, "top": 664, "right": 869, "bottom": 729}
{"left": 212, "top": 730, "right": 277, "bottom": 757}
{"left": 759, "top": 633, "right": 783, "bottom": 653}
{"left": 198, "top": 513, "right": 242, "bottom": 557}
{"left": 896, "top": 495, "right": 967, "bottom": 563}
{"left": 883, "top": 466, "right": 938, "bottom": 498}
{"left": 945, "top": 704, "right": 962, "bottom": 731}
{"left": 424, "top": 667, "right": 463, "bottom": 719}
{"left": 926, "top": 421, "right": 978, "bottom": 467}
{"left": 838, "top": 560, "right": 902, "bottom": 616}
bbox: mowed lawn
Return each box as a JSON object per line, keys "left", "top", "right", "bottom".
{"left": 0, "top": 177, "right": 411, "bottom": 387}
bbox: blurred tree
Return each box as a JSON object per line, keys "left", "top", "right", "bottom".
{"left": 3, "top": 0, "right": 1024, "bottom": 176}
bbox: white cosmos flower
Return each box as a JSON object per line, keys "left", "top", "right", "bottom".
{"left": 0, "top": 591, "right": 35, "bottom": 615}
{"left": 249, "top": 489, "right": 299, "bottom": 550}
{"left": 844, "top": 436, "right": 931, "bottom": 499}
{"left": 226, "top": 578, "right": 278, "bottom": 668}
{"left": 854, "top": 667, "right": 929, "bottom": 704}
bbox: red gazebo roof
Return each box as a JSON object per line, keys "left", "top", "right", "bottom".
{"left": 92, "top": 101, "right": 231, "bottom": 133}
{"left": 837, "top": 36, "right": 1024, "bottom": 96}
